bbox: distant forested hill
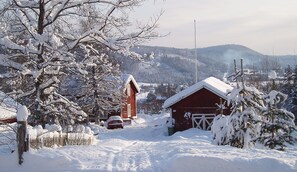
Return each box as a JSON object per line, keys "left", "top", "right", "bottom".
{"left": 115, "top": 44, "right": 297, "bottom": 84}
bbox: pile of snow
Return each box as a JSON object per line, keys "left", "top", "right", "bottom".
{"left": 1, "top": 113, "right": 296, "bottom": 172}
{"left": 27, "top": 124, "right": 94, "bottom": 139}
{"left": 16, "top": 105, "right": 29, "bottom": 121}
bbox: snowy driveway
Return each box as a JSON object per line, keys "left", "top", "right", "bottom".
{"left": 1, "top": 114, "right": 297, "bottom": 172}
{"left": 27, "top": 125, "right": 297, "bottom": 172}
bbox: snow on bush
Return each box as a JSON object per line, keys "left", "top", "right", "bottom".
{"left": 227, "top": 108, "right": 261, "bottom": 148}
{"left": 212, "top": 84, "right": 297, "bottom": 150}
{"left": 226, "top": 86, "right": 263, "bottom": 148}
{"left": 211, "top": 114, "right": 229, "bottom": 145}
{"left": 258, "top": 90, "right": 296, "bottom": 150}
{"left": 212, "top": 85, "right": 264, "bottom": 148}
{"left": 73, "top": 125, "right": 94, "bottom": 135}
{"left": 45, "top": 124, "right": 62, "bottom": 132}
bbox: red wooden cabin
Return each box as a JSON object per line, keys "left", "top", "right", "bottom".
{"left": 163, "top": 77, "right": 233, "bottom": 131}
{"left": 107, "top": 74, "right": 140, "bottom": 124}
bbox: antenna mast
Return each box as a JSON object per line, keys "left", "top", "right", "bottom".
{"left": 194, "top": 20, "right": 198, "bottom": 83}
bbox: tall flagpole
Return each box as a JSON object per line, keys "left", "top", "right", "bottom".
{"left": 194, "top": 20, "right": 198, "bottom": 83}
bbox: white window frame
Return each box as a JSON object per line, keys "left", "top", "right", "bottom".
{"left": 127, "top": 104, "right": 131, "bottom": 117}
{"left": 127, "top": 84, "right": 131, "bottom": 96}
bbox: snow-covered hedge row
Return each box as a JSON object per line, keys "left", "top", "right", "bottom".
{"left": 28, "top": 124, "right": 94, "bottom": 149}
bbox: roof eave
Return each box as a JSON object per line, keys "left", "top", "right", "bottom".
{"left": 163, "top": 85, "right": 231, "bottom": 109}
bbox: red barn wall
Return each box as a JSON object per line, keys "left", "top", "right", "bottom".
{"left": 171, "top": 88, "right": 231, "bottom": 131}
{"left": 121, "top": 81, "right": 137, "bottom": 119}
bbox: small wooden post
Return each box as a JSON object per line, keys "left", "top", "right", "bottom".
{"left": 17, "top": 121, "right": 28, "bottom": 165}
{"left": 16, "top": 105, "right": 29, "bottom": 165}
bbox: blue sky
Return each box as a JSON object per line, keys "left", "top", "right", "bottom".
{"left": 133, "top": 0, "right": 297, "bottom": 55}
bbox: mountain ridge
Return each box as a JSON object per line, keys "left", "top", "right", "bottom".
{"left": 117, "top": 44, "right": 297, "bottom": 84}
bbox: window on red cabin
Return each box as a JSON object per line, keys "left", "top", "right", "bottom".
{"left": 127, "top": 104, "right": 131, "bottom": 117}
{"left": 127, "top": 84, "right": 131, "bottom": 96}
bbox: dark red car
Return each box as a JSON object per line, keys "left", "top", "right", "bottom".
{"left": 106, "top": 116, "right": 124, "bottom": 129}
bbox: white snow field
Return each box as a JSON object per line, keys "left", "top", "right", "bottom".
{"left": 0, "top": 113, "right": 296, "bottom": 172}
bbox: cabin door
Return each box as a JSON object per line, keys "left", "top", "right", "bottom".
{"left": 192, "top": 114, "right": 215, "bottom": 130}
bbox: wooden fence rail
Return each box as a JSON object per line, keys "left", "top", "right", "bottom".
{"left": 29, "top": 132, "right": 94, "bottom": 149}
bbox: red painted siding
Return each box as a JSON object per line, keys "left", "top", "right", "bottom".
{"left": 121, "top": 81, "right": 137, "bottom": 119}
{"left": 170, "top": 88, "right": 231, "bottom": 131}
{"left": 0, "top": 117, "right": 17, "bottom": 124}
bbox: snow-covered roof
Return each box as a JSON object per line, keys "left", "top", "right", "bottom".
{"left": 163, "top": 77, "right": 234, "bottom": 109}
{"left": 0, "top": 106, "right": 16, "bottom": 120}
{"left": 121, "top": 74, "right": 140, "bottom": 93}
{"left": 0, "top": 91, "right": 17, "bottom": 120}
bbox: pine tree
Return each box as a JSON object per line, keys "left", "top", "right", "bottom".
{"left": 258, "top": 90, "right": 296, "bottom": 150}
{"left": 212, "top": 59, "right": 264, "bottom": 148}
{"left": 227, "top": 86, "right": 264, "bottom": 148}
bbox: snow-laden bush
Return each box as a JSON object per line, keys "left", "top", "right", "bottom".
{"left": 73, "top": 125, "right": 94, "bottom": 135}
{"left": 45, "top": 124, "right": 62, "bottom": 132}
{"left": 212, "top": 110, "right": 262, "bottom": 148}
{"left": 227, "top": 108, "right": 262, "bottom": 148}
{"left": 211, "top": 115, "right": 229, "bottom": 145}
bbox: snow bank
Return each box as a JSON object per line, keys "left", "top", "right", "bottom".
{"left": 0, "top": 150, "right": 81, "bottom": 172}
{"left": 167, "top": 155, "right": 296, "bottom": 172}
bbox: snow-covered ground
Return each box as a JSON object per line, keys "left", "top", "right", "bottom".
{"left": 0, "top": 113, "right": 296, "bottom": 172}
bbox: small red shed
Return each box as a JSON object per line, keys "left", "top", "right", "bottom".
{"left": 163, "top": 77, "right": 233, "bottom": 131}
{"left": 118, "top": 74, "right": 140, "bottom": 122}
{"left": 0, "top": 91, "right": 17, "bottom": 124}
{"left": 0, "top": 104, "right": 17, "bottom": 124}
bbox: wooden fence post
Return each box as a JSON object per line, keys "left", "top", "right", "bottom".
{"left": 17, "top": 121, "right": 28, "bottom": 165}
{"left": 16, "top": 105, "right": 29, "bottom": 165}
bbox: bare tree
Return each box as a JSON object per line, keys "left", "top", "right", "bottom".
{"left": 0, "top": 0, "right": 160, "bottom": 127}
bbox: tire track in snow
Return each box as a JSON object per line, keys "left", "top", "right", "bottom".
{"left": 111, "top": 141, "right": 154, "bottom": 171}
